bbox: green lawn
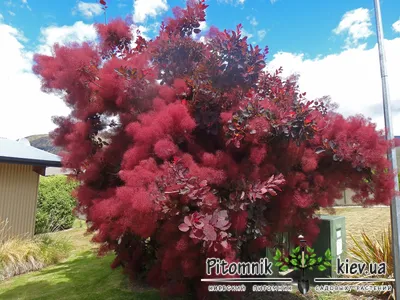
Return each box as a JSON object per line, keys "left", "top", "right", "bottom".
{"left": 0, "top": 207, "right": 392, "bottom": 300}
{"left": 0, "top": 222, "right": 160, "bottom": 300}
{"left": 0, "top": 251, "right": 159, "bottom": 300}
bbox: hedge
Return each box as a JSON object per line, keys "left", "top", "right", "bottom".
{"left": 35, "top": 175, "right": 79, "bottom": 234}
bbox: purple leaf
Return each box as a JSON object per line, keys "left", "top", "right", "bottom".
{"left": 218, "top": 210, "right": 228, "bottom": 219}
{"left": 234, "top": 139, "right": 241, "bottom": 148}
{"left": 220, "top": 231, "right": 228, "bottom": 238}
{"left": 190, "top": 228, "right": 204, "bottom": 239}
{"left": 188, "top": 191, "right": 197, "bottom": 198}
{"left": 179, "top": 223, "right": 190, "bottom": 232}
{"left": 203, "top": 214, "right": 212, "bottom": 223}
{"left": 215, "top": 219, "right": 229, "bottom": 229}
{"left": 184, "top": 216, "right": 192, "bottom": 226}
{"left": 221, "top": 240, "right": 229, "bottom": 249}
{"left": 203, "top": 224, "right": 217, "bottom": 241}
{"left": 199, "top": 180, "right": 208, "bottom": 187}
{"left": 193, "top": 220, "right": 204, "bottom": 229}
{"left": 220, "top": 223, "right": 231, "bottom": 230}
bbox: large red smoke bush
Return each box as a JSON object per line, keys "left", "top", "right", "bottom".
{"left": 33, "top": 0, "right": 396, "bottom": 298}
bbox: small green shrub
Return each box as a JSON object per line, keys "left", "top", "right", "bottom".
{"left": 35, "top": 175, "right": 79, "bottom": 234}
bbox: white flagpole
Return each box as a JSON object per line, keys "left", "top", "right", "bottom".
{"left": 373, "top": 0, "right": 400, "bottom": 298}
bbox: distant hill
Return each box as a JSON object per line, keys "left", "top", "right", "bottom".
{"left": 25, "top": 134, "right": 60, "bottom": 155}
{"left": 25, "top": 132, "right": 111, "bottom": 156}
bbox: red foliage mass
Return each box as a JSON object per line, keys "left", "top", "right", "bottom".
{"left": 32, "top": 0, "right": 397, "bottom": 298}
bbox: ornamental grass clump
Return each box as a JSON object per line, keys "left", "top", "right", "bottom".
{"left": 348, "top": 224, "right": 395, "bottom": 299}
{"left": 0, "top": 218, "right": 72, "bottom": 280}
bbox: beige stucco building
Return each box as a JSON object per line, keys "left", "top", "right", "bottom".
{"left": 0, "top": 138, "right": 61, "bottom": 240}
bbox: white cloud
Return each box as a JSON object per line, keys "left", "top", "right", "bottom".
{"left": 191, "top": 21, "right": 207, "bottom": 40}
{"left": 8, "top": 11, "right": 15, "bottom": 16}
{"left": 0, "top": 23, "right": 70, "bottom": 140}
{"left": 218, "top": 0, "right": 245, "bottom": 5}
{"left": 0, "top": 21, "right": 97, "bottom": 139}
{"left": 248, "top": 16, "right": 258, "bottom": 27}
{"left": 20, "top": 0, "right": 31, "bottom": 11}
{"left": 0, "top": 14, "right": 3, "bottom": 22}
{"left": 257, "top": 29, "right": 266, "bottom": 40}
{"left": 270, "top": 0, "right": 278, "bottom": 3}
{"left": 267, "top": 38, "right": 400, "bottom": 135}
{"left": 333, "top": 8, "right": 373, "bottom": 49}
{"left": 148, "top": 22, "right": 160, "bottom": 34}
{"left": 393, "top": 20, "right": 400, "bottom": 33}
{"left": 199, "top": 21, "right": 207, "bottom": 31}
{"left": 130, "top": 24, "right": 149, "bottom": 47}
{"left": 75, "top": 1, "right": 103, "bottom": 18}
{"left": 132, "top": 0, "right": 168, "bottom": 24}
{"left": 199, "top": 36, "right": 207, "bottom": 44}
{"left": 241, "top": 28, "right": 253, "bottom": 39}
{"left": 37, "top": 21, "right": 97, "bottom": 55}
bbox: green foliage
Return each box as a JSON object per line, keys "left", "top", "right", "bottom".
{"left": 35, "top": 176, "right": 79, "bottom": 234}
{"left": 273, "top": 245, "right": 332, "bottom": 272}
{"left": 35, "top": 234, "right": 73, "bottom": 265}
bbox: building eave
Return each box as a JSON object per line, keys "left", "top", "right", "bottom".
{"left": 0, "top": 156, "right": 62, "bottom": 168}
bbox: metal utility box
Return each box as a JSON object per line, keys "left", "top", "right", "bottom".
{"left": 265, "top": 215, "right": 346, "bottom": 280}
{"left": 309, "top": 214, "right": 347, "bottom": 279}
{"left": 265, "top": 232, "right": 292, "bottom": 277}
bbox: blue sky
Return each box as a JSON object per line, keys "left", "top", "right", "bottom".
{"left": 0, "top": 0, "right": 399, "bottom": 139}
{"left": 2, "top": 0, "right": 400, "bottom": 56}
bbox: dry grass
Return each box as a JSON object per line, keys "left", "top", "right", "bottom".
{"left": 0, "top": 238, "right": 44, "bottom": 280}
{"left": 0, "top": 219, "right": 73, "bottom": 281}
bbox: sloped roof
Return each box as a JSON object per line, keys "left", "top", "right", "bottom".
{"left": 0, "top": 138, "right": 61, "bottom": 167}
